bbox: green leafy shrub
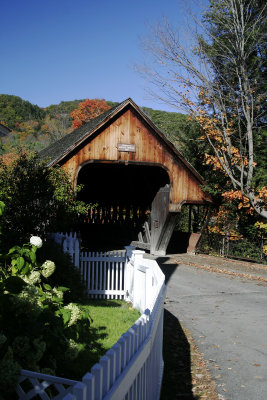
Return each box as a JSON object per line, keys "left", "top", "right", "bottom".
{"left": 0, "top": 226, "right": 91, "bottom": 398}
{"left": 0, "top": 152, "right": 90, "bottom": 251}
{"left": 38, "top": 241, "right": 88, "bottom": 303}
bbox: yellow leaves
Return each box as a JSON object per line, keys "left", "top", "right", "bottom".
{"left": 204, "top": 154, "right": 224, "bottom": 172}
{"left": 184, "top": 98, "right": 195, "bottom": 107}
{"left": 255, "top": 221, "right": 267, "bottom": 234}
{"left": 258, "top": 187, "right": 267, "bottom": 203}
{"left": 255, "top": 221, "right": 267, "bottom": 255}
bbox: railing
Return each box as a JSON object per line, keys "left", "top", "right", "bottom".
{"left": 17, "top": 370, "right": 79, "bottom": 400}
{"left": 16, "top": 234, "right": 166, "bottom": 400}
{"left": 197, "top": 231, "right": 267, "bottom": 263}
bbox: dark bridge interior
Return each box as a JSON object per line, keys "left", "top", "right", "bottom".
{"left": 77, "top": 163, "right": 170, "bottom": 250}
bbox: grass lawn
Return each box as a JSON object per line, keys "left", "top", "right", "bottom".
{"left": 60, "top": 299, "right": 140, "bottom": 381}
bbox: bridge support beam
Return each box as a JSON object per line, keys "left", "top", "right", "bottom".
{"left": 150, "top": 185, "right": 179, "bottom": 256}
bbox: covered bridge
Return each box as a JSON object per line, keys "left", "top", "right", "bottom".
{"left": 39, "top": 98, "right": 212, "bottom": 255}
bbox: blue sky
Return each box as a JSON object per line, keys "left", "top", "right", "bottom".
{"left": 1, "top": 0, "right": 206, "bottom": 111}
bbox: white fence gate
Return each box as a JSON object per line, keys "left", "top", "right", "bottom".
{"left": 17, "top": 234, "right": 166, "bottom": 400}
{"left": 80, "top": 251, "right": 126, "bottom": 299}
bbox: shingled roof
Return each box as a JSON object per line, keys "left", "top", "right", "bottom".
{"left": 38, "top": 98, "right": 205, "bottom": 184}
{"left": 38, "top": 101, "right": 122, "bottom": 166}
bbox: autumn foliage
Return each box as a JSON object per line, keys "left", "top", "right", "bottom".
{"left": 0, "top": 151, "right": 19, "bottom": 166}
{"left": 70, "top": 99, "right": 111, "bottom": 129}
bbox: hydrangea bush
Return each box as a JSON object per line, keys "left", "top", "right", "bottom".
{"left": 0, "top": 211, "right": 91, "bottom": 399}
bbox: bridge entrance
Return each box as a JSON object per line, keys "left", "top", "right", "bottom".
{"left": 76, "top": 162, "right": 170, "bottom": 250}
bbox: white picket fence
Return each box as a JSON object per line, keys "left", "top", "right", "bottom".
{"left": 47, "top": 232, "right": 80, "bottom": 269}
{"left": 80, "top": 251, "right": 126, "bottom": 299}
{"left": 17, "top": 234, "right": 166, "bottom": 399}
{"left": 48, "top": 233, "right": 133, "bottom": 301}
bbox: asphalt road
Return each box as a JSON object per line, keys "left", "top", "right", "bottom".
{"left": 158, "top": 257, "right": 267, "bottom": 400}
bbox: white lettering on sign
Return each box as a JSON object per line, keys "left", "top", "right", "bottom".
{"left": 118, "top": 143, "right": 136, "bottom": 152}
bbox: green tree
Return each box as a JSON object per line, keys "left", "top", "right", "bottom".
{"left": 142, "top": 107, "right": 188, "bottom": 146}
{"left": 0, "top": 152, "right": 90, "bottom": 250}
{"left": 0, "top": 95, "right": 45, "bottom": 130}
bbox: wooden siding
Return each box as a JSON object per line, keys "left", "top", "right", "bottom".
{"left": 61, "top": 109, "right": 211, "bottom": 208}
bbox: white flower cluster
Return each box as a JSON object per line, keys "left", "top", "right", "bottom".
{"left": 41, "top": 260, "right": 56, "bottom": 278}
{"left": 52, "top": 287, "right": 63, "bottom": 299}
{"left": 30, "top": 236, "right": 43, "bottom": 248}
{"left": 23, "top": 271, "right": 40, "bottom": 285}
{"left": 19, "top": 285, "right": 40, "bottom": 303}
{"left": 65, "top": 339, "right": 79, "bottom": 360}
{"left": 64, "top": 303, "right": 82, "bottom": 327}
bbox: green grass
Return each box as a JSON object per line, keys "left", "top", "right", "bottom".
{"left": 60, "top": 300, "right": 140, "bottom": 381}
{"left": 87, "top": 300, "right": 140, "bottom": 350}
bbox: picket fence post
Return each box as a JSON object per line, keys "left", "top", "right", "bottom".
{"left": 61, "top": 232, "right": 80, "bottom": 269}
{"left": 74, "top": 238, "right": 80, "bottom": 269}
{"left": 82, "top": 372, "right": 95, "bottom": 399}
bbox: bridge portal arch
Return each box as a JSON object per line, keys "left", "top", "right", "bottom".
{"left": 76, "top": 162, "right": 170, "bottom": 250}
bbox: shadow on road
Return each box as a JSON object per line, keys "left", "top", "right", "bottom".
{"left": 156, "top": 257, "right": 179, "bottom": 284}
{"left": 156, "top": 258, "right": 198, "bottom": 399}
{"left": 161, "top": 309, "right": 197, "bottom": 400}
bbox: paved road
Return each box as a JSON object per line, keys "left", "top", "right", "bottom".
{"left": 158, "top": 257, "right": 267, "bottom": 400}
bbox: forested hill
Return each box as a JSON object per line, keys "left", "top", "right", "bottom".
{"left": 0, "top": 94, "right": 190, "bottom": 154}
{"left": 0, "top": 94, "right": 46, "bottom": 130}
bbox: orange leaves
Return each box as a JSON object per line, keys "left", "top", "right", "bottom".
{"left": 184, "top": 98, "right": 195, "bottom": 107}
{"left": 258, "top": 187, "right": 267, "bottom": 203}
{"left": 70, "top": 98, "right": 111, "bottom": 129}
{"left": 223, "top": 188, "right": 267, "bottom": 205}
{"left": 204, "top": 154, "right": 224, "bottom": 172}
{"left": 208, "top": 205, "right": 243, "bottom": 239}
{"left": 198, "top": 89, "right": 211, "bottom": 105}
{"left": 195, "top": 113, "right": 223, "bottom": 143}
{"left": 0, "top": 152, "right": 19, "bottom": 166}
{"left": 222, "top": 190, "right": 254, "bottom": 215}
{"left": 223, "top": 190, "right": 245, "bottom": 201}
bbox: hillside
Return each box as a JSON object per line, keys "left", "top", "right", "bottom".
{"left": 0, "top": 94, "right": 45, "bottom": 130}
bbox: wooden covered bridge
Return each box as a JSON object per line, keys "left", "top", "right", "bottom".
{"left": 39, "top": 98, "right": 212, "bottom": 255}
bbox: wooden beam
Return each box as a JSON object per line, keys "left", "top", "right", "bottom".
{"left": 188, "top": 204, "right": 192, "bottom": 233}
{"left": 131, "top": 241, "right": 151, "bottom": 250}
{"left": 152, "top": 213, "right": 179, "bottom": 256}
{"left": 150, "top": 185, "right": 170, "bottom": 254}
